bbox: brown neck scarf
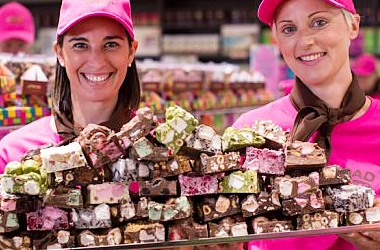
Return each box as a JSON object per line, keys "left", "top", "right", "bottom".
{"left": 54, "top": 102, "right": 133, "bottom": 144}
{"left": 290, "top": 75, "right": 366, "bottom": 159}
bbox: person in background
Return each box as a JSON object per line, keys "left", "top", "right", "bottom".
{"left": 234, "top": 0, "right": 380, "bottom": 249}
{"left": 0, "top": 1, "right": 35, "bottom": 54}
{"left": 351, "top": 53, "right": 380, "bottom": 99}
{"left": 0, "top": 0, "right": 140, "bottom": 171}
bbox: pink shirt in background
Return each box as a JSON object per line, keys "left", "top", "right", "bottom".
{"left": 233, "top": 95, "right": 380, "bottom": 250}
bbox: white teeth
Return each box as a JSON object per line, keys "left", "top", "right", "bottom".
{"left": 300, "top": 53, "right": 324, "bottom": 62}
{"left": 84, "top": 74, "right": 109, "bottom": 83}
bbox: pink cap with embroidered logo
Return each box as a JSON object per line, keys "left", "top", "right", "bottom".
{"left": 257, "top": 0, "right": 356, "bottom": 26}
{"left": 57, "top": 0, "right": 134, "bottom": 39}
{"left": 0, "top": 2, "right": 35, "bottom": 44}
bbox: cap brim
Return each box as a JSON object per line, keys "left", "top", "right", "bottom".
{"left": 0, "top": 31, "right": 34, "bottom": 44}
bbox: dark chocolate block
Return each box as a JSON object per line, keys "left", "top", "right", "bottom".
{"left": 78, "top": 228, "right": 122, "bottom": 247}
{"left": 273, "top": 175, "right": 319, "bottom": 199}
{"left": 252, "top": 120, "right": 288, "bottom": 150}
{"left": 44, "top": 188, "right": 83, "bottom": 209}
{"left": 51, "top": 165, "right": 105, "bottom": 187}
{"left": 297, "top": 211, "right": 340, "bottom": 230}
{"left": 282, "top": 189, "right": 325, "bottom": 216}
{"left": 124, "top": 222, "right": 165, "bottom": 243}
{"left": 252, "top": 217, "right": 293, "bottom": 234}
{"left": 347, "top": 207, "right": 380, "bottom": 225}
{"left": 152, "top": 156, "right": 193, "bottom": 178}
{"left": 110, "top": 197, "right": 149, "bottom": 224}
{"left": 178, "top": 174, "right": 218, "bottom": 196}
{"left": 208, "top": 216, "right": 248, "bottom": 237}
{"left": 148, "top": 196, "right": 192, "bottom": 221}
{"left": 184, "top": 124, "right": 222, "bottom": 156}
{"left": 218, "top": 170, "right": 261, "bottom": 194}
{"left": 139, "top": 177, "right": 177, "bottom": 196}
{"left": 72, "top": 203, "right": 112, "bottom": 229}
{"left": 198, "top": 152, "right": 240, "bottom": 174}
{"left": 0, "top": 193, "right": 42, "bottom": 213}
{"left": 196, "top": 195, "right": 241, "bottom": 222}
{"left": 0, "top": 211, "right": 19, "bottom": 233}
{"left": 319, "top": 165, "right": 351, "bottom": 186}
{"left": 111, "top": 158, "right": 138, "bottom": 183}
{"left": 243, "top": 147, "right": 285, "bottom": 175}
{"left": 326, "top": 184, "right": 375, "bottom": 212}
{"left": 33, "top": 230, "right": 75, "bottom": 249}
{"left": 0, "top": 235, "right": 32, "bottom": 250}
{"left": 26, "top": 206, "right": 69, "bottom": 231}
{"left": 285, "top": 141, "right": 326, "bottom": 170}
{"left": 168, "top": 218, "right": 208, "bottom": 241}
{"left": 241, "top": 191, "right": 281, "bottom": 217}
{"left": 132, "top": 137, "right": 169, "bottom": 162}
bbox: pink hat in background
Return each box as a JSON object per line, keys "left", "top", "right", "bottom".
{"left": 0, "top": 2, "right": 35, "bottom": 44}
{"left": 258, "top": 0, "right": 356, "bottom": 26}
{"left": 352, "top": 54, "right": 378, "bottom": 77}
{"left": 57, "top": 0, "right": 134, "bottom": 40}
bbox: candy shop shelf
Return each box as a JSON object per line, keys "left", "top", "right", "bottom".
{"left": 67, "top": 224, "right": 380, "bottom": 250}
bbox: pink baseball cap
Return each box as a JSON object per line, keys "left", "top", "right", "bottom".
{"left": 352, "top": 54, "right": 378, "bottom": 77}
{"left": 258, "top": 0, "right": 356, "bottom": 26}
{"left": 57, "top": 0, "right": 134, "bottom": 40}
{"left": 0, "top": 2, "right": 35, "bottom": 44}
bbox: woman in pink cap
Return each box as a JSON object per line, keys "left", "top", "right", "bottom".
{"left": 0, "top": 0, "right": 140, "bottom": 169}
{"left": 0, "top": 1, "right": 35, "bottom": 54}
{"left": 234, "top": 0, "right": 380, "bottom": 249}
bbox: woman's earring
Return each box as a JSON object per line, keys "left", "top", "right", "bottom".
{"left": 128, "top": 63, "right": 132, "bottom": 67}
{"left": 59, "top": 59, "right": 65, "bottom": 67}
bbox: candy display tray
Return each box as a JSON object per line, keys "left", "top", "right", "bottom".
{"left": 66, "top": 223, "right": 380, "bottom": 249}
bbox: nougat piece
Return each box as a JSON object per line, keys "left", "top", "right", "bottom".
{"left": 285, "top": 141, "right": 326, "bottom": 170}
{"left": 0, "top": 235, "right": 32, "bottom": 250}
{"left": 347, "top": 207, "right": 380, "bottom": 225}
{"left": 0, "top": 193, "right": 42, "bottom": 213}
{"left": 33, "top": 230, "right": 75, "bottom": 249}
{"left": 27, "top": 206, "right": 69, "bottom": 231}
{"left": 111, "top": 158, "right": 138, "bottom": 183}
{"left": 110, "top": 197, "right": 149, "bottom": 224}
{"left": 243, "top": 147, "right": 285, "bottom": 175}
{"left": 44, "top": 188, "right": 83, "bottom": 209}
{"left": 139, "top": 177, "right": 177, "bottom": 196}
{"left": 116, "top": 107, "right": 158, "bottom": 146}
{"left": 297, "top": 211, "right": 340, "bottom": 230}
{"left": 208, "top": 216, "right": 248, "bottom": 237}
{"left": 87, "top": 182, "right": 129, "bottom": 204}
{"left": 218, "top": 170, "right": 261, "bottom": 194}
{"left": 78, "top": 228, "right": 122, "bottom": 247}
{"left": 52, "top": 165, "right": 105, "bottom": 187}
{"left": 72, "top": 203, "right": 112, "bottom": 229}
{"left": 148, "top": 196, "right": 192, "bottom": 222}
{"left": 252, "top": 217, "right": 293, "bottom": 234}
{"left": 155, "top": 105, "right": 199, "bottom": 155}
{"left": 0, "top": 211, "right": 19, "bottom": 233}
{"left": 124, "top": 222, "right": 165, "bottom": 243}
{"left": 40, "top": 142, "right": 87, "bottom": 173}
{"left": 319, "top": 165, "right": 351, "bottom": 186}
{"left": 241, "top": 191, "right": 281, "bottom": 217}
{"left": 326, "top": 184, "right": 375, "bottom": 212}
{"left": 196, "top": 195, "right": 241, "bottom": 222}
{"left": 252, "top": 120, "right": 288, "bottom": 149}
{"left": 184, "top": 124, "right": 222, "bottom": 155}
{"left": 152, "top": 156, "right": 193, "bottom": 178}
{"left": 273, "top": 174, "right": 319, "bottom": 199}
{"left": 221, "top": 127, "right": 265, "bottom": 152}
{"left": 282, "top": 189, "right": 325, "bottom": 216}
{"left": 168, "top": 218, "right": 208, "bottom": 241}
{"left": 178, "top": 174, "right": 218, "bottom": 196}
{"left": 198, "top": 152, "right": 240, "bottom": 174}
{"left": 132, "top": 137, "right": 169, "bottom": 162}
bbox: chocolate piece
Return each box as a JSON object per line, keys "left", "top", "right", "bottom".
{"left": 110, "top": 197, "right": 149, "bottom": 224}
{"left": 53, "top": 165, "right": 105, "bottom": 187}
{"left": 196, "top": 195, "right": 241, "bottom": 222}
{"left": 252, "top": 217, "right": 293, "bottom": 234}
{"left": 148, "top": 196, "right": 192, "bottom": 221}
{"left": 347, "top": 207, "right": 380, "bottom": 225}
{"left": 152, "top": 156, "right": 193, "bottom": 178}
{"left": 198, "top": 152, "right": 240, "bottom": 174}
{"left": 273, "top": 175, "right": 319, "bottom": 199}
{"left": 243, "top": 147, "right": 285, "bottom": 175}
{"left": 241, "top": 191, "right": 281, "bottom": 217}
{"left": 111, "top": 158, "right": 138, "bottom": 183}
{"left": 252, "top": 120, "right": 288, "bottom": 149}
{"left": 44, "top": 188, "right": 83, "bottom": 209}
{"left": 168, "top": 218, "right": 208, "bottom": 241}
{"left": 297, "top": 211, "right": 340, "bottom": 230}
{"left": 0, "top": 193, "right": 42, "bottom": 213}
{"left": 319, "top": 165, "right": 351, "bottom": 186}
{"left": 0, "top": 211, "right": 19, "bottom": 233}
{"left": 40, "top": 142, "right": 87, "bottom": 173}
{"left": 0, "top": 235, "right": 32, "bottom": 250}
{"left": 218, "top": 170, "right": 261, "bottom": 194}
{"left": 78, "top": 228, "right": 122, "bottom": 247}
{"left": 326, "top": 184, "right": 375, "bottom": 212}
{"left": 282, "top": 189, "right": 325, "bottom": 216}
{"left": 124, "top": 222, "right": 165, "bottom": 243}
{"left": 285, "top": 141, "right": 326, "bottom": 170}
{"left": 221, "top": 127, "right": 265, "bottom": 152}
{"left": 155, "top": 105, "right": 199, "bottom": 155}
{"left": 184, "top": 124, "right": 222, "bottom": 155}
{"left": 26, "top": 206, "right": 69, "bottom": 230}
{"left": 132, "top": 137, "right": 169, "bottom": 162}
{"left": 33, "top": 230, "right": 75, "bottom": 249}
{"left": 72, "top": 203, "right": 112, "bottom": 229}
{"left": 178, "top": 174, "right": 218, "bottom": 196}
{"left": 139, "top": 177, "right": 177, "bottom": 196}
{"left": 87, "top": 182, "right": 129, "bottom": 204}
{"left": 208, "top": 216, "right": 248, "bottom": 237}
